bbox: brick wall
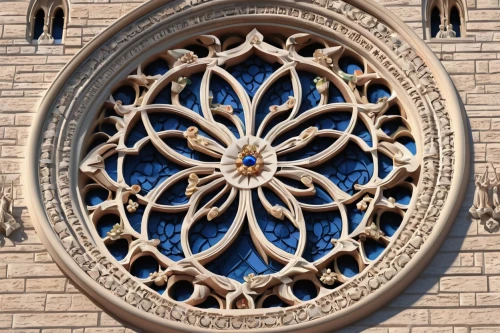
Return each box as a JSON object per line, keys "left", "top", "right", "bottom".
{"left": 0, "top": 0, "right": 496, "bottom": 332}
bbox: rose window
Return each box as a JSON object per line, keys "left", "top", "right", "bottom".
{"left": 79, "top": 29, "right": 420, "bottom": 309}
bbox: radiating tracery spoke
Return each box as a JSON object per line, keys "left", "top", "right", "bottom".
{"left": 79, "top": 29, "right": 419, "bottom": 309}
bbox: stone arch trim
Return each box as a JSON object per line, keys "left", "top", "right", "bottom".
{"left": 26, "top": 0, "right": 470, "bottom": 332}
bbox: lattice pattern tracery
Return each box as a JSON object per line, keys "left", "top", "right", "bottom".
{"left": 79, "top": 29, "right": 420, "bottom": 310}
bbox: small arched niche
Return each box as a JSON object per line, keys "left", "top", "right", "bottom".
{"left": 27, "top": 0, "right": 69, "bottom": 44}
{"left": 424, "top": 0, "right": 467, "bottom": 40}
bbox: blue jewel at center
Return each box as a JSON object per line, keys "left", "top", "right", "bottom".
{"left": 242, "top": 155, "right": 257, "bottom": 167}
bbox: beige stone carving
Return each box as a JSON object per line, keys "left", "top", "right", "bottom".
{"left": 25, "top": 0, "right": 469, "bottom": 332}
{"left": 37, "top": 25, "right": 54, "bottom": 45}
{"left": 470, "top": 163, "right": 500, "bottom": 232}
{"left": 0, "top": 181, "right": 19, "bottom": 237}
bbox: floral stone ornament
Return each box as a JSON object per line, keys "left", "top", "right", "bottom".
{"left": 27, "top": 0, "right": 469, "bottom": 332}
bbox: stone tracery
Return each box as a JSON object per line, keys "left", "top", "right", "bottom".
{"left": 79, "top": 29, "right": 420, "bottom": 309}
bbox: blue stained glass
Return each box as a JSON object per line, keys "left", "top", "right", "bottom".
{"left": 161, "top": 137, "right": 218, "bottom": 162}
{"left": 113, "top": 85, "right": 136, "bottom": 105}
{"left": 363, "top": 238, "right": 386, "bottom": 261}
{"left": 150, "top": 283, "right": 167, "bottom": 295}
{"left": 385, "top": 105, "right": 401, "bottom": 116}
{"left": 378, "top": 153, "right": 393, "bottom": 179}
{"left": 149, "top": 112, "right": 197, "bottom": 132}
{"left": 148, "top": 211, "right": 185, "bottom": 262}
{"left": 107, "top": 239, "right": 129, "bottom": 261}
{"left": 347, "top": 203, "right": 365, "bottom": 234}
{"left": 206, "top": 224, "right": 284, "bottom": 283}
{"left": 379, "top": 211, "right": 403, "bottom": 237}
{"left": 100, "top": 122, "right": 118, "bottom": 136}
{"left": 255, "top": 75, "right": 293, "bottom": 134}
{"left": 312, "top": 142, "right": 374, "bottom": 195}
{"left": 302, "top": 210, "right": 342, "bottom": 262}
{"left": 130, "top": 256, "right": 158, "bottom": 279}
{"left": 143, "top": 59, "right": 169, "bottom": 77}
{"left": 339, "top": 57, "right": 363, "bottom": 74}
{"left": 230, "top": 55, "right": 279, "bottom": 99}
{"left": 367, "top": 84, "right": 391, "bottom": 103}
{"left": 262, "top": 295, "right": 286, "bottom": 308}
{"left": 278, "top": 137, "right": 336, "bottom": 162}
{"left": 85, "top": 186, "right": 108, "bottom": 206}
{"left": 189, "top": 192, "right": 237, "bottom": 254}
{"left": 96, "top": 214, "right": 120, "bottom": 238}
{"left": 252, "top": 189, "right": 299, "bottom": 254}
{"left": 298, "top": 43, "right": 324, "bottom": 57}
{"left": 179, "top": 72, "right": 203, "bottom": 115}
{"left": 353, "top": 119, "right": 372, "bottom": 147}
{"left": 157, "top": 178, "right": 189, "bottom": 205}
{"left": 337, "top": 255, "right": 359, "bottom": 277}
{"left": 125, "top": 199, "right": 145, "bottom": 233}
{"left": 87, "top": 134, "right": 108, "bottom": 153}
{"left": 104, "top": 154, "right": 118, "bottom": 182}
{"left": 125, "top": 119, "right": 147, "bottom": 148}
{"left": 381, "top": 118, "right": 403, "bottom": 136}
{"left": 210, "top": 74, "right": 245, "bottom": 129}
{"left": 123, "top": 142, "right": 182, "bottom": 195}
{"left": 297, "top": 71, "right": 320, "bottom": 116}
{"left": 273, "top": 112, "right": 352, "bottom": 147}
{"left": 214, "top": 114, "right": 240, "bottom": 138}
{"left": 328, "top": 83, "right": 346, "bottom": 104}
{"left": 152, "top": 83, "right": 172, "bottom": 104}
{"left": 398, "top": 136, "right": 417, "bottom": 155}
{"left": 185, "top": 44, "right": 209, "bottom": 58}
{"left": 292, "top": 280, "right": 318, "bottom": 301}
{"left": 196, "top": 297, "right": 221, "bottom": 309}
{"left": 170, "top": 280, "right": 194, "bottom": 301}
{"left": 276, "top": 176, "right": 333, "bottom": 205}
{"left": 148, "top": 112, "right": 223, "bottom": 146}
{"left": 384, "top": 186, "right": 412, "bottom": 205}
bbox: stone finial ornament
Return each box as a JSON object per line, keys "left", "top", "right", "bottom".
{"left": 38, "top": 25, "right": 54, "bottom": 45}
{"left": 0, "top": 181, "right": 19, "bottom": 237}
{"left": 470, "top": 163, "right": 500, "bottom": 232}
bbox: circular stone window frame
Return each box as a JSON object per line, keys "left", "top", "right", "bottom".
{"left": 26, "top": 0, "right": 470, "bottom": 332}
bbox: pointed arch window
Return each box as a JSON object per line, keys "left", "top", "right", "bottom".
{"left": 430, "top": 7, "right": 441, "bottom": 38}
{"left": 33, "top": 9, "right": 45, "bottom": 40}
{"left": 450, "top": 6, "right": 461, "bottom": 38}
{"left": 52, "top": 8, "right": 65, "bottom": 44}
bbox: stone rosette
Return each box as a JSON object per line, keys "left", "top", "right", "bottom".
{"left": 26, "top": 0, "right": 469, "bottom": 332}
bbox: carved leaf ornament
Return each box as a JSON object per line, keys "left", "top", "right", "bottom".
{"left": 27, "top": 0, "right": 468, "bottom": 332}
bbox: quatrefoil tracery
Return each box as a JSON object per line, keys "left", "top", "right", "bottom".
{"left": 80, "top": 29, "right": 420, "bottom": 310}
